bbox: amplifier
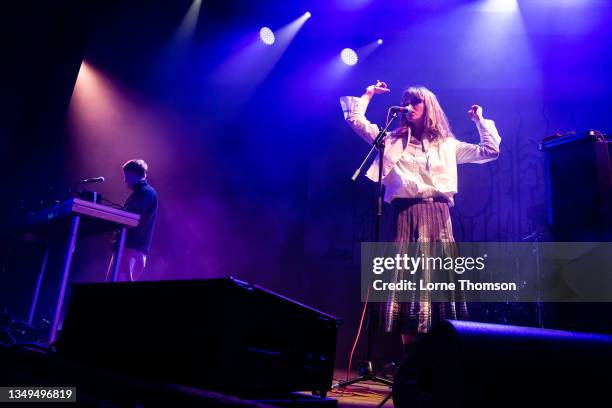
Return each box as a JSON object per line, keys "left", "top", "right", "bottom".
{"left": 541, "top": 133, "right": 612, "bottom": 241}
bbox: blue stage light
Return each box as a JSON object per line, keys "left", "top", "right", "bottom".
{"left": 340, "top": 48, "right": 358, "bottom": 66}
{"left": 482, "top": 0, "right": 518, "bottom": 12}
{"left": 259, "top": 27, "right": 275, "bottom": 45}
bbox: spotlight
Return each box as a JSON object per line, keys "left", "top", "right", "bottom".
{"left": 305, "top": 11, "right": 312, "bottom": 19}
{"left": 259, "top": 27, "right": 275, "bottom": 45}
{"left": 377, "top": 38, "right": 383, "bottom": 45}
{"left": 340, "top": 48, "right": 358, "bottom": 66}
{"left": 482, "top": 0, "right": 518, "bottom": 12}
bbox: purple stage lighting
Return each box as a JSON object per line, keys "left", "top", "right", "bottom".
{"left": 259, "top": 27, "right": 275, "bottom": 45}
{"left": 305, "top": 11, "right": 312, "bottom": 19}
{"left": 340, "top": 48, "right": 358, "bottom": 66}
{"left": 377, "top": 38, "right": 383, "bottom": 45}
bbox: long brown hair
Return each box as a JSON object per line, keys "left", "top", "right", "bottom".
{"left": 397, "top": 86, "right": 454, "bottom": 142}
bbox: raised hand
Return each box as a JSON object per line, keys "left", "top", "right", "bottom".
{"left": 363, "top": 80, "right": 390, "bottom": 101}
{"left": 467, "top": 105, "right": 484, "bottom": 122}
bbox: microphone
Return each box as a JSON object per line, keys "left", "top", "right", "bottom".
{"left": 80, "top": 176, "right": 105, "bottom": 184}
{"left": 390, "top": 106, "right": 411, "bottom": 113}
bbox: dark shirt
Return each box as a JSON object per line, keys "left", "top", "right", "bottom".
{"left": 123, "top": 180, "right": 158, "bottom": 254}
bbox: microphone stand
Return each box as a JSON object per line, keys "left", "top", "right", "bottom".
{"left": 65, "top": 179, "right": 104, "bottom": 203}
{"left": 333, "top": 111, "right": 399, "bottom": 390}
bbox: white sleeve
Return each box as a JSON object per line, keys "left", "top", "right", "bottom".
{"left": 455, "top": 119, "right": 501, "bottom": 164}
{"left": 339, "top": 96, "right": 380, "bottom": 144}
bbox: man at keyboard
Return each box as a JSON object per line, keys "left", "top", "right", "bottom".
{"left": 107, "top": 159, "right": 158, "bottom": 282}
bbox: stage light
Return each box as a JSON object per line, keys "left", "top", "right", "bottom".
{"left": 214, "top": 12, "right": 310, "bottom": 109}
{"left": 481, "top": 0, "right": 519, "bottom": 12}
{"left": 377, "top": 38, "right": 383, "bottom": 45}
{"left": 305, "top": 11, "right": 312, "bottom": 19}
{"left": 340, "top": 48, "right": 358, "bottom": 66}
{"left": 172, "top": 0, "right": 202, "bottom": 43}
{"left": 259, "top": 27, "right": 275, "bottom": 45}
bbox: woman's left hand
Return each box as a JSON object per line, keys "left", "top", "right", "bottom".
{"left": 467, "top": 105, "right": 484, "bottom": 122}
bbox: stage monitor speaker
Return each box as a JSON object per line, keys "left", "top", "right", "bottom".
{"left": 57, "top": 278, "right": 340, "bottom": 396}
{"left": 392, "top": 320, "right": 612, "bottom": 408}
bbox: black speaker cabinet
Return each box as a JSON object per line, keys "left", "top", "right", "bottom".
{"left": 542, "top": 134, "right": 612, "bottom": 241}
{"left": 542, "top": 134, "right": 612, "bottom": 333}
{"left": 393, "top": 320, "right": 612, "bottom": 408}
{"left": 57, "top": 278, "right": 340, "bottom": 396}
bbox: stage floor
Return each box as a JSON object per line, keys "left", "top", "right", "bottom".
{"left": 329, "top": 370, "right": 394, "bottom": 408}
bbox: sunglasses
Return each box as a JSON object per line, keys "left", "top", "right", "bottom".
{"left": 403, "top": 97, "right": 423, "bottom": 107}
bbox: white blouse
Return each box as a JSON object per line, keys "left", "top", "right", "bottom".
{"left": 340, "top": 96, "right": 501, "bottom": 205}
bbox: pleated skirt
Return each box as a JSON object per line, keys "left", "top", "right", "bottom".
{"left": 371, "top": 198, "right": 470, "bottom": 335}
